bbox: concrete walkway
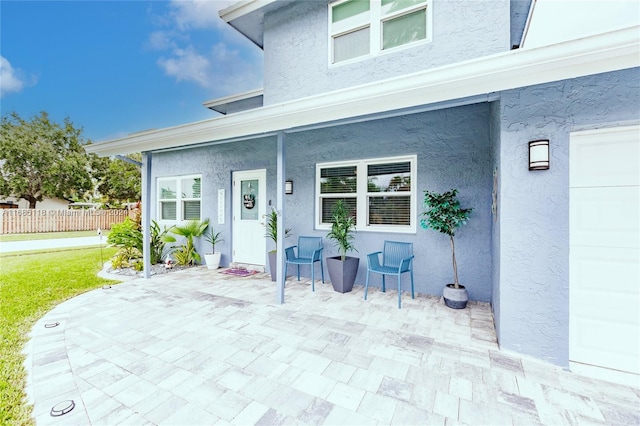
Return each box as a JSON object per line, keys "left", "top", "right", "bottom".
{"left": 24, "top": 268, "right": 640, "bottom": 425}
{"left": 0, "top": 236, "right": 105, "bottom": 253}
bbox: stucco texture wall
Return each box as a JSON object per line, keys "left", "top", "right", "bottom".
{"left": 495, "top": 67, "right": 640, "bottom": 366}
{"left": 285, "top": 103, "right": 493, "bottom": 302}
{"left": 262, "top": 0, "right": 510, "bottom": 105}
{"left": 150, "top": 137, "right": 277, "bottom": 268}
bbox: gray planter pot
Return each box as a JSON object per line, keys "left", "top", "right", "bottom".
{"left": 443, "top": 284, "right": 468, "bottom": 309}
{"left": 326, "top": 256, "right": 359, "bottom": 293}
{"left": 268, "top": 251, "right": 277, "bottom": 281}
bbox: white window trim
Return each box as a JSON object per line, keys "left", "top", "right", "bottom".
{"left": 157, "top": 174, "right": 202, "bottom": 224}
{"left": 315, "top": 155, "right": 417, "bottom": 233}
{"left": 328, "top": 0, "right": 432, "bottom": 66}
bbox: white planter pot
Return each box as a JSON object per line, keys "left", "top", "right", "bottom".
{"left": 204, "top": 252, "right": 222, "bottom": 270}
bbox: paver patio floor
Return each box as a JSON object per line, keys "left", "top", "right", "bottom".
{"left": 24, "top": 267, "right": 639, "bottom": 425}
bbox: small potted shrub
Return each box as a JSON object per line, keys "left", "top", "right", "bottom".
{"left": 264, "top": 208, "right": 291, "bottom": 281}
{"left": 326, "top": 200, "right": 359, "bottom": 293}
{"left": 421, "top": 189, "right": 472, "bottom": 309}
{"left": 203, "top": 225, "right": 224, "bottom": 270}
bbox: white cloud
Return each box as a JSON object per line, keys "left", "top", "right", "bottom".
{"left": 0, "top": 56, "right": 36, "bottom": 98}
{"left": 168, "top": 0, "right": 232, "bottom": 31}
{"left": 157, "top": 47, "right": 212, "bottom": 88}
{"left": 149, "top": 0, "right": 263, "bottom": 95}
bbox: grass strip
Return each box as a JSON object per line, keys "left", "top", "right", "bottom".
{"left": 0, "top": 247, "right": 118, "bottom": 425}
{"left": 0, "top": 230, "right": 111, "bottom": 243}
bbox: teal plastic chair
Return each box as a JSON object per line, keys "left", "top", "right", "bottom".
{"left": 364, "top": 241, "right": 415, "bottom": 308}
{"left": 284, "top": 236, "right": 324, "bottom": 291}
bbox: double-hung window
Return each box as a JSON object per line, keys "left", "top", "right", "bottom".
{"left": 316, "top": 155, "right": 416, "bottom": 233}
{"left": 329, "top": 0, "right": 431, "bottom": 64}
{"left": 158, "top": 175, "right": 202, "bottom": 222}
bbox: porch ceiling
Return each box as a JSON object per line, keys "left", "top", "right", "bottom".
{"left": 85, "top": 26, "right": 640, "bottom": 157}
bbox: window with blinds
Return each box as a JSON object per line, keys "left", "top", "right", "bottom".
{"left": 157, "top": 175, "right": 202, "bottom": 222}
{"left": 329, "top": 0, "right": 431, "bottom": 65}
{"left": 316, "top": 155, "right": 416, "bottom": 232}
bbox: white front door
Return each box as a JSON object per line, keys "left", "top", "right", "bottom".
{"left": 232, "top": 169, "right": 267, "bottom": 266}
{"left": 569, "top": 125, "right": 640, "bottom": 383}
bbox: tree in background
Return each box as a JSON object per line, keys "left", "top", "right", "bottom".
{"left": 0, "top": 111, "right": 93, "bottom": 208}
{"left": 90, "top": 153, "right": 141, "bottom": 208}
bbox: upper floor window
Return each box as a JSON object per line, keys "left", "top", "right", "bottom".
{"left": 316, "top": 155, "right": 417, "bottom": 233}
{"left": 329, "top": 0, "right": 431, "bottom": 64}
{"left": 158, "top": 175, "right": 202, "bottom": 222}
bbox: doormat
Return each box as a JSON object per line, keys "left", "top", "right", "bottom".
{"left": 219, "top": 268, "right": 259, "bottom": 277}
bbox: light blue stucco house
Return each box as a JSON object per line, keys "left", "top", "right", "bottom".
{"left": 87, "top": 0, "right": 640, "bottom": 385}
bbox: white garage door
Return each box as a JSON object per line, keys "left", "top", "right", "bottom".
{"left": 570, "top": 125, "right": 640, "bottom": 383}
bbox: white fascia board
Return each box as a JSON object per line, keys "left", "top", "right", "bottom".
{"left": 202, "top": 88, "right": 264, "bottom": 109}
{"left": 85, "top": 26, "right": 640, "bottom": 157}
{"left": 219, "top": 0, "right": 277, "bottom": 22}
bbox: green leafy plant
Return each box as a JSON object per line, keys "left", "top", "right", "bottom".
{"left": 326, "top": 200, "right": 357, "bottom": 261}
{"left": 108, "top": 217, "right": 173, "bottom": 264}
{"left": 263, "top": 208, "right": 291, "bottom": 251}
{"left": 204, "top": 225, "right": 224, "bottom": 254}
{"left": 169, "top": 219, "right": 209, "bottom": 265}
{"left": 150, "top": 220, "right": 175, "bottom": 264}
{"left": 420, "top": 189, "right": 473, "bottom": 289}
{"left": 107, "top": 217, "right": 142, "bottom": 252}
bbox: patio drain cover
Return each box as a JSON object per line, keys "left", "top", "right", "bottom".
{"left": 44, "top": 322, "right": 60, "bottom": 328}
{"left": 50, "top": 400, "right": 75, "bottom": 417}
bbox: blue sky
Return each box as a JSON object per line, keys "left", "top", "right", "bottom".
{"left": 0, "top": 0, "right": 263, "bottom": 142}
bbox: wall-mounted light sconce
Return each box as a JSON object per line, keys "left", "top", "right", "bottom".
{"left": 285, "top": 180, "right": 293, "bottom": 194}
{"left": 529, "top": 140, "right": 550, "bottom": 170}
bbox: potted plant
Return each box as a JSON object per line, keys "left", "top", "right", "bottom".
{"left": 421, "top": 189, "right": 473, "bottom": 309}
{"left": 264, "top": 208, "right": 291, "bottom": 281}
{"left": 326, "top": 200, "right": 359, "bottom": 293}
{"left": 169, "top": 218, "right": 209, "bottom": 266}
{"left": 203, "top": 225, "right": 224, "bottom": 270}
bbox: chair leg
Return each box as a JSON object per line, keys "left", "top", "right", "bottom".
{"left": 297, "top": 265, "right": 301, "bottom": 281}
{"left": 397, "top": 273, "right": 402, "bottom": 309}
{"left": 382, "top": 275, "right": 386, "bottom": 293}
{"left": 410, "top": 270, "right": 415, "bottom": 299}
{"left": 365, "top": 270, "right": 370, "bottom": 300}
{"left": 311, "top": 262, "right": 315, "bottom": 292}
{"left": 320, "top": 259, "right": 325, "bottom": 283}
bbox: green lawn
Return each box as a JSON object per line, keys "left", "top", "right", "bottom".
{"left": 0, "top": 230, "right": 110, "bottom": 243}
{"left": 0, "top": 247, "right": 118, "bottom": 425}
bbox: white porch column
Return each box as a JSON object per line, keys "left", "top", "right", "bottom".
{"left": 142, "top": 151, "right": 152, "bottom": 279}
{"left": 276, "top": 132, "right": 286, "bottom": 304}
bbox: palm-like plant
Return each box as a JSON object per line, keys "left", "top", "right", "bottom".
{"left": 264, "top": 208, "right": 291, "bottom": 251}
{"left": 204, "top": 225, "right": 224, "bottom": 254}
{"left": 326, "top": 200, "right": 357, "bottom": 261}
{"left": 420, "top": 189, "right": 472, "bottom": 289}
{"left": 170, "top": 219, "right": 209, "bottom": 265}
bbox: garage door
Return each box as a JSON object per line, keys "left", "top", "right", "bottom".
{"left": 570, "top": 125, "right": 640, "bottom": 381}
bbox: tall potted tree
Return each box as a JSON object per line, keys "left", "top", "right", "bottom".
{"left": 421, "top": 189, "right": 473, "bottom": 309}
{"left": 264, "top": 208, "right": 291, "bottom": 281}
{"left": 326, "top": 200, "right": 359, "bottom": 293}
{"left": 203, "top": 224, "right": 224, "bottom": 270}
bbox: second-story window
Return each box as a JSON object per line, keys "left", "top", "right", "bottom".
{"left": 329, "top": 0, "right": 431, "bottom": 64}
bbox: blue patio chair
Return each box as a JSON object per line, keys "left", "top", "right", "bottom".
{"left": 284, "top": 236, "right": 324, "bottom": 291}
{"left": 364, "top": 241, "right": 415, "bottom": 309}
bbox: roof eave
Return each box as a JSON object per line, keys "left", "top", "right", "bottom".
{"left": 85, "top": 26, "right": 640, "bottom": 157}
